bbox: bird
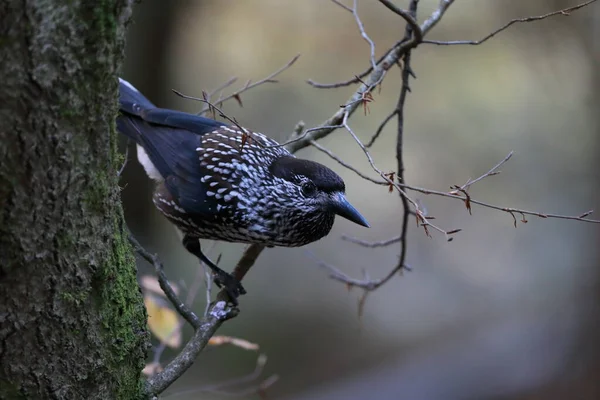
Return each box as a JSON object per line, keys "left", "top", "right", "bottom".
{"left": 117, "top": 78, "right": 369, "bottom": 301}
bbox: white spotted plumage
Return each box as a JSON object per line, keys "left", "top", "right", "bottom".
{"left": 151, "top": 126, "right": 339, "bottom": 246}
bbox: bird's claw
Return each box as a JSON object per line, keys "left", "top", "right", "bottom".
{"left": 213, "top": 271, "right": 246, "bottom": 304}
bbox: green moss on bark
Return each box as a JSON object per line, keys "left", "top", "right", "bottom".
{"left": 93, "top": 210, "right": 148, "bottom": 398}
{"left": 0, "top": 1, "right": 148, "bottom": 398}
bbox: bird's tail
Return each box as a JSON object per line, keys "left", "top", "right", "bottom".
{"left": 116, "top": 79, "right": 165, "bottom": 180}
{"left": 118, "top": 78, "right": 155, "bottom": 114}
{"left": 117, "top": 78, "right": 155, "bottom": 144}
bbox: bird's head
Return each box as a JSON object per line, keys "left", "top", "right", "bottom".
{"left": 268, "top": 156, "right": 370, "bottom": 235}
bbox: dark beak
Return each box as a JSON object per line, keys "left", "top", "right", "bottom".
{"left": 330, "top": 192, "right": 370, "bottom": 228}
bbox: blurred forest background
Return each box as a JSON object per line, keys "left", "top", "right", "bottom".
{"left": 119, "top": 1, "right": 600, "bottom": 399}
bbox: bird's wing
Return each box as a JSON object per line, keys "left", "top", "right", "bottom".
{"left": 118, "top": 114, "right": 225, "bottom": 216}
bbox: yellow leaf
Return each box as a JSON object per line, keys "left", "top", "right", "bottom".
{"left": 144, "top": 293, "right": 182, "bottom": 348}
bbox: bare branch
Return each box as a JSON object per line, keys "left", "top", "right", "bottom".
{"left": 307, "top": 37, "right": 412, "bottom": 89}
{"left": 198, "top": 76, "right": 238, "bottom": 115}
{"left": 421, "top": 0, "right": 455, "bottom": 34}
{"left": 366, "top": 108, "right": 397, "bottom": 147}
{"left": 172, "top": 89, "right": 249, "bottom": 136}
{"left": 451, "top": 152, "right": 512, "bottom": 193}
{"left": 287, "top": 0, "right": 455, "bottom": 153}
{"left": 331, "top": 0, "right": 353, "bottom": 13}
{"left": 352, "top": 0, "right": 378, "bottom": 70}
{"left": 131, "top": 236, "right": 238, "bottom": 397}
{"left": 309, "top": 140, "right": 386, "bottom": 185}
{"left": 231, "top": 244, "right": 266, "bottom": 282}
{"left": 307, "top": 251, "right": 408, "bottom": 292}
{"left": 165, "top": 354, "right": 278, "bottom": 398}
{"left": 142, "top": 1, "right": 462, "bottom": 392}
{"left": 117, "top": 139, "right": 130, "bottom": 177}
{"left": 202, "top": 262, "right": 213, "bottom": 317}
{"left": 232, "top": 0, "right": 459, "bottom": 286}
{"left": 423, "top": 0, "right": 598, "bottom": 46}
{"left": 129, "top": 235, "right": 201, "bottom": 329}
{"left": 378, "top": 0, "right": 423, "bottom": 42}
{"left": 266, "top": 125, "right": 343, "bottom": 149}
{"left": 144, "top": 300, "right": 236, "bottom": 396}
{"left": 394, "top": 0, "right": 419, "bottom": 279}
{"left": 401, "top": 182, "right": 600, "bottom": 224}
{"left": 341, "top": 235, "right": 402, "bottom": 248}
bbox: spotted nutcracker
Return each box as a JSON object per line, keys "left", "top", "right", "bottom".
{"left": 117, "top": 78, "right": 369, "bottom": 301}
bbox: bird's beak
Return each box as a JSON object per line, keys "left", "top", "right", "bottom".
{"left": 330, "top": 192, "right": 370, "bottom": 228}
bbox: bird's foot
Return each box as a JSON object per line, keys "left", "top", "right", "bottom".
{"left": 212, "top": 270, "right": 246, "bottom": 304}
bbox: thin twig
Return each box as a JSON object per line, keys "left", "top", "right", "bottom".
{"left": 352, "top": 0, "right": 378, "bottom": 71}
{"left": 117, "top": 139, "right": 130, "bottom": 177}
{"left": 231, "top": 0, "right": 458, "bottom": 290}
{"left": 129, "top": 235, "right": 201, "bottom": 329}
{"left": 288, "top": 0, "right": 455, "bottom": 154}
{"left": 331, "top": 0, "right": 353, "bottom": 13}
{"left": 423, "top": 0, "right": 598, "bottom": 46}
{"left": 394, "top": 0, "right": 418, "bottom": 279}
{"left": 198, "top": 76, "right": 238, "bottom": 115}
{"left": 144, "top": 300, "right": 235, "bottom": 396}
{"left": 164, "top": 354, "right": 278, "bottom": 399}
{"left": 321, "top": 0, "right": 421, "bottom": 302}
{"left": 307, "top": 251, "right": 409, "bottom": 292}
{"left": 306, "top": 40, "right": 403, "bottom": 89}
{"left": 172, "top": 89, "right": 248, "bottom": 135}
{"left": 309, "top": 140, "right": 386, "bottom": 185}
{"left": 341, "top": 235, "right": 402, "bottom": 247}
{"left": 131, "top": 237, "right": 238, "bottom": 397}
{"left": 198, "top": 54, "right": 300, "bottom": 114}
{"left": 203, "top": 262, "right": 213, "bottom": 318}
{"left": 265, "top": 125, "right": 343, "bottom": 149}
{"left": 400, "top": 182, "right": 600, "bottom": 224}
{"left": 450, "top": 151, "right": 512, "bottom": 193}
{"left": 366, "top": 107, "right": 397, "bottom": 148}
{"left": 378, "top": 0, "right": 423, "bottom": 42}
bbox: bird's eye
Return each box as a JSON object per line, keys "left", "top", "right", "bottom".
{"left": 301, "top": 181, "right": 317, "bottom": 197}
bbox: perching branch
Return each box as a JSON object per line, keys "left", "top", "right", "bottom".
{"left": 143, "top": 299, "right": 235, "bottom": 396}
{"left": 129, "top": 235, "right": 201, "bottom": 329}
{"left": 130, "top": 234, "right": 238, "bottom": 397}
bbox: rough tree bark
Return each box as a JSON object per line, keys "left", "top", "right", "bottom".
{"left": 0, "top": 1, "right": 148, "bottom": 399}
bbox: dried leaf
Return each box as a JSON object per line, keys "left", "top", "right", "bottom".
{"left": 384, "top": 171, "right": 395, "bottom": 193}
{"left": 208, "top": 335, "right": 260, "bottom": 351}
{"left": 144, "top": 293, "right": 182, "bottom": 348}
{"left": 240, "top": 131, "right": 249, "bottom": 151}
{"left": 358, "top": 291, "right": 368, "bottom": 319}
{"left": 463, "top": 193, "right": 472, "bottom": 215}
{"left": 142, "top": 362, "right": 163, "bottom": 377}
{"left": 422, "top": 224, "right": 431, "bottom": 238}
{"left": 233, "top": 93, "right": 243, "bottom": 107}
{"left": 361, "top": 92, "right": 374, "bottom": 115}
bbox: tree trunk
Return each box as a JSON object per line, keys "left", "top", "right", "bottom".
{"left": 0, "top": 1, "right": 148, "bottom": 399}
